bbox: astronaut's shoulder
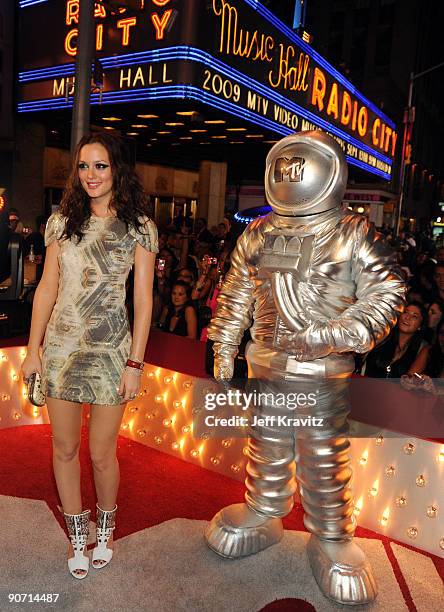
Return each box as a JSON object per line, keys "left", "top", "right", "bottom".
{"left": 339, "top": 210, "right": 370, "bottom": 234}
{"left": 244, "top": 213, "right": 272, "bottom": 233}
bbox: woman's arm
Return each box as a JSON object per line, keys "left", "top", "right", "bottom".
{"left": 407, "top": 345, "right": 430, "bottom": 375}
{"left": 22, "top": 241, "right": 60, "bottom": 377}
{"left": 129, "top": 245, "right": 156, "bottom": 361}
{"left": 27, "top": 241, "right": 60, "bottom": 354}
{"left": 192, "top": 275, "right": 211, "bottom": 301}
{"left": 185, "top": 305, "right": 198, "bottom": 339}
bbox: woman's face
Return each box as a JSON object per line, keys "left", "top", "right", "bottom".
{"left": 399, "top": 305, "right": 423, "bottom": 334}
{"left": 172, "top": 285, "right": 188, "bottom": 307}
{"left": 159, "top": 249, "right": 174, "bottom": 268}
{"left": 78, "top": 143, "right": 113, "bottom": 204}
{"left": 428, "top": 303, "right": 443, "bottom": 329}
{"left": 177, "top": 269, "right": 194, "bottom": 285}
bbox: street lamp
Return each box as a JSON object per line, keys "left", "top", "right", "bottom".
{"left": 395, "top": 60, "right": 444, "bottom": 235}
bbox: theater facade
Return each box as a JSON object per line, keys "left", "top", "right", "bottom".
{"left": 16, "top": 0, "right": 399, "bottom": 226}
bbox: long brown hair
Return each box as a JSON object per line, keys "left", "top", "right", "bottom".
{"left": 59, "top": 133, "right": 151, "bottom": 241}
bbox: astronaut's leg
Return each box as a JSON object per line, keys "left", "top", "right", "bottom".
{"left": 205, "top": 371, "right": 297, "bottom": 558}
{"left": 296, "top": 379, "right": 377, "bottom": 605}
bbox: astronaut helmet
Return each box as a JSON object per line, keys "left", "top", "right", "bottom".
{"left": 265, "top": 130, "right": 348, "bottom": 216}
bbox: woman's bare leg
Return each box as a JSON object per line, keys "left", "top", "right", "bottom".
{"left": 89, "top": 403, "right": 126, "bottom": 511}
{"left": 46, "top": 398, "right": 83, "bottom": 514}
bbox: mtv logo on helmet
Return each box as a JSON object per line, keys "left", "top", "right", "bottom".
{"left": 274, "top": 157, "right": 306, "bottom": 183}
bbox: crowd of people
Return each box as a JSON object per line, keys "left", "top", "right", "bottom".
{"left": 148, "top": 214, "right": 235, "bottom": 340}
{"left": 4, "top": 201, "right": 444, "bottom": 392}
{"left": 359, "top": 226, "right": 444, "bottom": 393}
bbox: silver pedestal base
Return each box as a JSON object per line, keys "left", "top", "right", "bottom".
{"left": 307, "top": 535, "right": 378, "bottom": 606}
{"left": 204, "top": 503, "right": 283, "bottom": 559}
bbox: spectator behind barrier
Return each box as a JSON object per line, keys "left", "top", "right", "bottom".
{"left": 158, "top": 280, "right": 197, "bottom": 339}
{"left": 363, "top": 301, "right": 428, "bottom": 378}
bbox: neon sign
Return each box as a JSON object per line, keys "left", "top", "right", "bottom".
{"left": 18, "top": 0, "right": 397, "bottom": 180}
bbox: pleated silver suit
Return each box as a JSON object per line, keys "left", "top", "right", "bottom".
{"left": 205, "top": 131, "right": 405, "bottom": 605}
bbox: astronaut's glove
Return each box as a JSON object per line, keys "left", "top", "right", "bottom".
{"left": 279, "top": 319, "right": 361, "bottom": 362}
{"left": 213, "top": 342, "right": 237, "bottom": 382}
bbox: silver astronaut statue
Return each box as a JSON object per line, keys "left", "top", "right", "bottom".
{"left": 205, "top": 130, "right": 405, "bottom": 605}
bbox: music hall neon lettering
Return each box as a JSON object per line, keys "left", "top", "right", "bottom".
{"left": 268, "top": 44, "right": 309, "bottom": 92}
{"left": 212, "top": 0, "right": 274, "bottom": 62}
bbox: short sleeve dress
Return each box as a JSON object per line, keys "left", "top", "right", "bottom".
{"left": 42, "top": 212, "right": 158, "bottom": 405}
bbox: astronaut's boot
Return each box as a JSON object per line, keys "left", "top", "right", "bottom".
{"left": 205, "top": 432, "right": 296, "bottom": 558}
{"left": 297, "top": 435, "right": 378, "bottom": 605}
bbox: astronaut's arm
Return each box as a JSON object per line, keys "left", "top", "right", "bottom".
{"left": 207, "top": 230, "right": 255, "bottom": 379}
{"left": 328, "top": 221, "right": 406, "bottom": 354}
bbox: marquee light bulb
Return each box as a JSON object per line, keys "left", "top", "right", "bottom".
{"left": 439, "top": 538, "right": 444, "bottom": 550}
{"left": 183, "top": 381, "right": 192, "bottom": 390}
{"left": 129, "top": 405, "right": 139, "bottom": 413}
{"left": 438, "top": 448, "right": 444, "bottom": 463}
{"left": 210, "top": 457, "right": 220, "bottom": 466}
{"left": 426, "top": 505, "right": 438, "bottom": 518}
{"left": 396, "top": 496, "right": 407, "bottom": 507}
{"left": 171, "top": 442, "right": 180, "bottom": 451}
{"left": 163, "top": 418, "right": 173, "bottom": 428}
{"left": 164, "top": 375, "right": 173, "bottom": 384}
{"left": 190, "top": 449, "right": 199, "bottom": 458}
{"left": 154, "top": 436, "right": 163, "bottom": 445}
{"left": 137, "top": 429, "right": 146, "bottom": 438}
{"left": 222, "top": 439, "right": 232, "bottom": 448}
{"left": 154, "top": 394, "right": 163, "bottom": 403}
{"left": 173, "top": 400, "right": 183, "bottom": 409}
{"left": 1, "top": 394, "right": 10, "bottom": 401}
{"left": 380, "top": 508, "right": 390, "bottom": 526}
{"left": 404, "top": 442, "right": 416, "bottom": 455}
{"left": 147, "top": 371, "right": 155, "bottom": 378}
{"left": 243, "top": 446, "right": 249, "bottom": 456}
{"left": 407, "top": 526, "right": 418, "bottom": 539}
{"left": 354, "top": 497, "right": 364, "bottom": 516}
{"left": 385, "top": 465, "right": 395, "bottom": 477}
{"left": 359, "top": 450, "right": 369, "bottom": 465}
{"left": 231, "top": 464, "right": 241, "bottom": 474}
{"left": 368, "top": 480, "right": 379, "bottom": 497}
{"left": 415, "top": 474, "right": 426, "bottom": 487}
{"left": 12, "top": 412, "right": 21, "bottom": 421}
{"left": 121, "top": 423, "right": 129, "bottom": 430}
{"left": 375, "top": 436, "right": 384, "bottom": 446}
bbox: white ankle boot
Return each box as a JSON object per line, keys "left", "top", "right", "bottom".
{"left": 63, "top": 509, "right": 91, "bottom": 580}
{"left": 92, "top": 504, "right": 117, "bottom": 569}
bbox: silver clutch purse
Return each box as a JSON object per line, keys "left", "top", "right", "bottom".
{"left": 28, "top": 372, "right": 46, "bottom": 407}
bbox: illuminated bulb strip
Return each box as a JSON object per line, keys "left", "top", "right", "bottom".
{"left": 18, "top": 46, "right": 393, "bottom": 166}
{"left": 17, "top": 87, "right": 390, "bottom": 179}
{"left": 19, "top": 0, "right": 48, "bottom": 7}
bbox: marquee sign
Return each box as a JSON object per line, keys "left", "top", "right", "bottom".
{"left": 18, "top": 0, "right": 397, "bottom": 180}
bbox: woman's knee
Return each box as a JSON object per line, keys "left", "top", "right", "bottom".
{"left": 89, "top": 442, "right": 117, "bottom": 472}
{"left": 52, "top": 437, "right": 80, "bottom": 463}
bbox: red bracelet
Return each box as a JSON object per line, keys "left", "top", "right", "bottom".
{"left": 126, "top": 358, "right": 144, "bottom": 370}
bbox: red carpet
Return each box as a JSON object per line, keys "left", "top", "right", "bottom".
{"left": 0, "top": 425, "right": 443, "bottom": 611}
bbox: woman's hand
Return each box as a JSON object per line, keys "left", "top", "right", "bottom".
{"left": 118, "top": 368, "right": 142, "bottom": 403}
{"left": 401, "top": 373, "right": 436, "bottom": 394}
{"left": 21, "top": 351, "right": 42, "bottom": 383}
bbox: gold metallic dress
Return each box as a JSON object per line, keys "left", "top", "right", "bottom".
{"left": 42, "top": 212, "right": 158, "bottom": 405}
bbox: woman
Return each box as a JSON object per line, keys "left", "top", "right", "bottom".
{"left": 401, "top": 319, "right": 444, "bottom": 394}
{"left": 21, "top": 133, "right": 157, "bottom": 579}
{"left": 364, "top": 301, "right": 428, "bottom": 378}
{"left": 424, "top": 299, "right": 444, "bottom": 342}
{"left": 159, "top": 280, "right": 197, "bottom": 338}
